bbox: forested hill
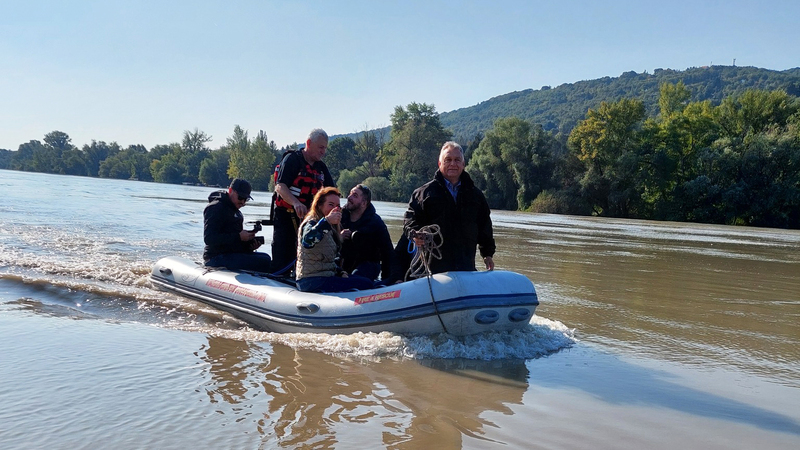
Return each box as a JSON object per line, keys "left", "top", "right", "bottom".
{"left": 440, "top": 65, "right": 800, "bottom": 140}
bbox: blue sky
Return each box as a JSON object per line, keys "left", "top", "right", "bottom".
{"left": 2, "top": 0, "right": 798, "bottom": 151}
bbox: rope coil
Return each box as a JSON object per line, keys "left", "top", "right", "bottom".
{"left": 405, "top": 224, "right": 448, "bottom": 334}
{"left": 405, "top": 224, "right": 443, "bottom": 280}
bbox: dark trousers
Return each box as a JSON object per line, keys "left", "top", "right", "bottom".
{"left": 205, "top": 252, "right": 272, "bottom": 273}
{"left": 387, "top": 234, "right": 413, "bottom": 283}
{"left": 270, "top": 207, "right": 299, "bottom": 274}
{"left": 350, "top": 261, "right": 381, "bottom": 281}
{"left": 296, "top": 275, "right": 374, "bottom": 293}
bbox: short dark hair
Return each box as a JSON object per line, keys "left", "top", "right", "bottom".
{"left": 355, "top": 184, "right": 372, "bottom": 203}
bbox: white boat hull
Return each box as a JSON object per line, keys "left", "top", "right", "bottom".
{"left": 150, "top": 256, "right": 538, "bottom": 336}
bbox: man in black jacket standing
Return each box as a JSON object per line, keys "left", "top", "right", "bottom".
{"left": 203, "top": 178, "right": 271, "bottom": 272}
{"left": 340, "top": 184, "right": 394, "bottom": 281}
{"left": 403, "top": 141, "right": 495, "bottom": 274}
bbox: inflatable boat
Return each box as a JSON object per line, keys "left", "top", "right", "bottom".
{"left": 150, "top": 256, "right": 538, "bottom": 336}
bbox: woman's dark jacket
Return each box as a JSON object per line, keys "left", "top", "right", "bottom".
{"left": 403, "top": 170, "right": 495, "bottom": 273}
{"left": 340, "top": 203, "right": 394, "bottom": 279}
{"left": 203, "top": 191, "right": 250, "bottom": 261}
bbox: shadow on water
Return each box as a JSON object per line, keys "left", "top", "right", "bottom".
{"left": 529, "top": 345, "right": 800, "bottom": 436}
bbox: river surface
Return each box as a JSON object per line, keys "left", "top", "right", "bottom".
{"left": 1, "top": 169, "right": 798, "bottom": 449}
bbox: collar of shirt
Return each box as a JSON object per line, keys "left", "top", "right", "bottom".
{"left": 444, "top": 178, "right": 460, "bottom": 201}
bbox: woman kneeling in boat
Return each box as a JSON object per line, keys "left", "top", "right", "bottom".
{"left": 296, "top": 187, "right": 374, "bottom": 293}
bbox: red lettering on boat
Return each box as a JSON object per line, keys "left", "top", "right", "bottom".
{"left": 354, "top": 289, "right": 401, "bottom": 305}
{"left": 206, "top": 279, "right": 266, "bottom": 302}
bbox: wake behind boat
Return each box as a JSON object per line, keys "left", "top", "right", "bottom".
{"left": 150, "top": 256, "right": 539, "bottom": 336}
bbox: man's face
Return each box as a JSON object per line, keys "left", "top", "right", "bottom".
{"left": 305, "top": 137, "right": 328, "bottom": 163}
{"left": 229, "top": 188, "right": 248, "bottom": 210}
{"left": 438, "top": 146, "right": 465, "bottom": 183}
{"left": 345, "top": 187, "right": 366, "bottom": 212}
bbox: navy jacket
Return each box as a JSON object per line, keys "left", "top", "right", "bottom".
{"left": 341, "top": 203, "right": 394, "bottom": 279}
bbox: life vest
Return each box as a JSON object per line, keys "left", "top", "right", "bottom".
{"left": 273, "top": 150, "right": 327, "bottom": 210}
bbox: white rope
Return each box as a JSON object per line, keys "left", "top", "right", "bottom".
{"left": 404, "top": 224, "right": 448, "bottom": 333}
{"left": 405, "top": 224, "right": 444, "bottom": 280}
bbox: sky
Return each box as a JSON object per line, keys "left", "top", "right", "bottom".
{"left": 1, "top": 0, "right": 799, "bottom": 151}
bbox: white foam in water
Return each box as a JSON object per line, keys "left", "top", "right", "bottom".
{"left": 211, "top": 316, "right": 576, "bottom": 361}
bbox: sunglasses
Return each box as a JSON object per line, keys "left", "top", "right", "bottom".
{"left": 235, "top": 192, "right": 250, "bottom": 202}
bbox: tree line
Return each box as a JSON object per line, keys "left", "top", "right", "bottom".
{"left": 2, "top": 83, "right": 798, "bottom": 229}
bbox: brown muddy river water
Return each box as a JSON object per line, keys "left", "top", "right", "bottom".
{"left": 1, "top": 169, "right": 798, "bottom": 449}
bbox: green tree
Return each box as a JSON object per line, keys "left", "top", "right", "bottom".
{"left": 179, "top": 128, "right": 211, "bottom": 184}
{"left": 380, "top": 102, "right": 452, "bottom": 201}
{"left": 150, "top": 143, "right": 183, "bottom": 183}
{"left": 715, "top": 89, "right": 798, "bottom": 143}
{"left": 10, "top": 140, "right": 47, "bottom": 171}
{"left": 326, "top": 137, "right": 358, "bottom": 180}
{"left": 692, "top": 90, "right": 800, "bottom": 227}
{"left": 333, "top": 127, "right": 389, "bottom": 193}
{"left": 645, "top": 96, "right": 717, "bottom": 220}
{"left": 82, "top": 140, "right": 121, "bottom": 177}
{"left": 336, "top": 167, "right": 363, "bottom": 195}
{"left": 467, "top": 117, "right": 557, "bottom": 210}
{"left": 11, "top": 132, "right": 78, "bottom": 174}
{"left": 361, "top": 176, "right": 392, "bottom": 201}
{"left": 226, "top": 127, "right": 275, "bottom": 190}
{"left": 354, "top": 127, "right": 386, "bottom": 179}
{"left": 199, "top": 148, "right": 231, "bottom": 187}
{"left": 568, "top": 98, "right": 647, "bottom": 217}
{"left": 61, "top": 148, "right": 88, "bottom": 176}
{"left": 98, "top": 145, "right": 151, "bottom": 180}
{"left": 43, "top": 130, "right": 73, "bottom": 153}
{"left": 658, "top": 81, "right": 691, "bottom": 119}
{"left": 0, "top": 149, "right": 12, "bottom": 169}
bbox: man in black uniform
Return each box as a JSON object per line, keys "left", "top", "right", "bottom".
{"left": 271, "top": 128, "right": 334, "bottom": 273}
{"left": 203, "top": 178, "right": 271, "bottom": 272}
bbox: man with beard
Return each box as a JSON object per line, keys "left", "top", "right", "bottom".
{"left": 339, "top": 184, "right": 394, "bottom": 282}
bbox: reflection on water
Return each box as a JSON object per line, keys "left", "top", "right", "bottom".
{"left": 195, "top": 334, "right": 800, "bottom": 449}
{"left": 197, "top": 335, "right": 530, "bottom": 448}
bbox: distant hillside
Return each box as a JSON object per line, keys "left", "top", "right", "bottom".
{"left": 440, "top": 65, "right": 800, "bottom": 141}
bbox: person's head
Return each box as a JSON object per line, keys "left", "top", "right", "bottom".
{"left": 438, "top": 141, "right": 465, "bottom": 184}
{"left": 345, "top": 184, "right": 371, "bottom": 213}
{"left": 308, "top": 186, "right": 341, "bottom": 220}
{"left": 228, "top": 178, "right": 253, "bottom": 209}
{"left": 303, "top": 128, "right": 329, "bottom": 163}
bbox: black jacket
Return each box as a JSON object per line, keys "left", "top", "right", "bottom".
{"left": 341, "top": 203, "right": 394, "bottom": 279}
{"left": 203, "top": 191, "right": 251, "bottom": 261}
{"left": 403, "top": 170, "right": 495, "bottom": 273}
